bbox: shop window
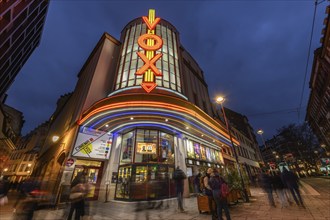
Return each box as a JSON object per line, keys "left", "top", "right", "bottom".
{"left": 159, "top": 132, "right": 174, "bottom": 164}
{"left": 193, "top": 142, "right": 201, "bottom": 159}
{"left": 206, "top": 147, "right": 211, "bottom": 162}
{"left": 200, "top": 145, "right": 206, "bottom": 161}
{"left": 116, "top": 166, "right": 132, "bottom": 199}
{"left": 186, "top": 140, "right": 195, "bottom": 159}
{"left": 135, "top": 129, "right": 158, "bottom": 163}
{"left": 120, "top": 131, "right": 135, "bottom": 164}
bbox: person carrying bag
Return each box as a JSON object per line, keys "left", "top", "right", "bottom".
{"left": 67, "top": 168, "right": 89, "bottom": 220}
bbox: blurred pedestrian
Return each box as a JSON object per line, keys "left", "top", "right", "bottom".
{"left": 209, "top": 169, "right": 231, "bottom": 220}
{"left": 173, "top": 166, "right": 186, "bottom": 212}
{"left": 13, "top": 177, "right": 41, "bottom": 220}
{"left": 194, "top": 172, "right": 201, "bottom": 194}
{"left": 281, "top": 168, "right": 304, "bottom": 207}
{"left": 0, "top": 176, "right": 10, "bottom": 206}
{"left": 272, "top": 172, "right": 288, "bottom": 208}
{"left": 258, "top": 169, "right": 275, "bottom": 207}
{"left": 68, "top": 167, "right": 89, "bottom": 220}
{"left": 203, "top": 168, "right": 217, "bottom": 219}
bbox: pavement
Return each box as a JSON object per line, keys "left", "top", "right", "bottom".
{"left": 1, "top": 178, "right": 330, "bottom": 220}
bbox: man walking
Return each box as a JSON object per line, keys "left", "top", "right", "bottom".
{"left": 173, "top": 166, "right": 186, "bottom": 212}
{"left": 281, "top": 168, "right": 304, "bottom": 207}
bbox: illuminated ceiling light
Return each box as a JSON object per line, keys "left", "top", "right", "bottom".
{"left": 105, "top": 124, "right": 109, "bottom": 127}
{"left": 27, "top": 170, "right": 31, "bottom": 173}
{"left": 52, "top": 135, "right": 59, "bottom": 143}
{"left": 130, "top": 117, "right": 134, "bottom": 120}
{"left": 186, "top": 126, "right": 189, "bottom": 129}
{"left": 28, "top": 164, "right": 32, "bottom": 167}
{"left": 201, "top": 134, "right": 204, "bottom": 137}
{"left": 3, "top": 168, "right": 8, "bottom": 172}
{"left": 165, "top": 118, "right": 168, "bottom": 122}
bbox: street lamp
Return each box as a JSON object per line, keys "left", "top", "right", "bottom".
{"left": 216, "top": 96, "right": 249, "bottom": 202}
{"left": 257, "top": 129, "right": 276, "bottom": 174}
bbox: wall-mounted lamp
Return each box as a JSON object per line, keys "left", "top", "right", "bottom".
{"left": 52, "top": 135, "right": 59, "bottom": 142}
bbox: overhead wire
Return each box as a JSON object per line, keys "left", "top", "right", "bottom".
{"left": 246, "top": 107, "right": 305, "bottom": 117}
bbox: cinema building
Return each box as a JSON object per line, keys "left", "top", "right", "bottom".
{"left": 35, "top": 9, "right": 239, "bottom": 202}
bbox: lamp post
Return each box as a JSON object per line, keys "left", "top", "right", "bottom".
{"left": 257, "top": 129, "right": 276, "bottom": 175}
{"left": 216, "top": 96, "right": 249, "bottom": 202}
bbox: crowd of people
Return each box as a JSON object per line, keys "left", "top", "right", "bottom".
{"left": 258, "top": 167, "right": 304, "bottom": 208}
{"left": 1, "top": 165, "right": 305, "bottom": 220}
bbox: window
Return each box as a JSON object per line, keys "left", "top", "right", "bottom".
{"left": 113, "top": 21, "right": 182, "bottom": 94}
{"left": 159, "top": 132, "right": 174, "bottom": 164}
{"left": 186, "top": 140, "right": 195, "bottom": 159}
{"left": 120, "top": 131, "right": 135, "bottom": 164}
{"left": 19, "top": 164, "right": 26, "bottom": 172}
{"left": 193, "top": 142, "right": 201, "bottom": 159}
{"left": 135, "top": 129, "right": 158, "bottom": 163}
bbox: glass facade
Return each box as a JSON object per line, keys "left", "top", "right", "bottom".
{"left": 115, "top": 129, "right": 176, "bottom": 201}
{"left": 115, "top": 20, "right": 182, "bottom": 94}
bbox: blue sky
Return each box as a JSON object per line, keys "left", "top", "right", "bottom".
{"left": 5, "top": 0, "right": 329, "bottom": 141}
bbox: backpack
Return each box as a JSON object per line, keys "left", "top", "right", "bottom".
{"left": 221, "top": 182, "right": 230, "bottom": 198}
{"left": 173, "top": 169, "right": 186, "bottom": 180}
{"left": 209, "top": 176, "right": 221, "bottom": 190}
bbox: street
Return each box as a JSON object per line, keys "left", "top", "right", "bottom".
{"left": 1, "top": 176, "right": 329, "bottom": 220}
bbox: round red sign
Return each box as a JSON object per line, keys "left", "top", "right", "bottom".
{"left": 66, "top": 158, "right": 75, "bottom": 167}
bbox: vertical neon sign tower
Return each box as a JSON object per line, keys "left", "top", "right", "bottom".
{"left": 136, "top": 9, "right": 163, "bottom": 93}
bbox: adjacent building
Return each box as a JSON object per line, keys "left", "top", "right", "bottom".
{"left": 3, "top": 121, "right": 48, "bottom": 182}
{"left": 306, "top": 5, "right": 330, "bottom": 148}
{"left": 0, "top": 0, "right": 50, "bottom": 101}
{"left": 223, "top": 108, "right": 262, "bottom": 179}
{"left": 0, "top": 104, "right": 24, "bottom": 175}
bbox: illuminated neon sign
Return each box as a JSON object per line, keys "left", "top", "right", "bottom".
{"left": 136, "top": 9, "right": 163, "bottom": 93}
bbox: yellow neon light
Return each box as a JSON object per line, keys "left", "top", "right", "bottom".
{"left": 137, "top": 9, "right": 163, "bottom": 93}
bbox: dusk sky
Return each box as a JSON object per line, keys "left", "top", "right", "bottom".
{"left": 5, "top": 1, "right": 329, "bottom": 141}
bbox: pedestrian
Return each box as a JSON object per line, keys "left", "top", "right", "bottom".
{"left": 0, "top": 176, "right": 10, "bottom": 206}
{"left": 173, "top": 166, "right": 187, "bottom": 212}
{"left": 203, "top": 168, "right": 217, "bottom": 219}
{"left": 68, "top": 167, "right": 89, "bottom": 220}
{"left": 271, "top": 172, "right": 288, "bottom": 208}
{"left": 13, "top": 177, "right": 41, "bottom": 220}
{"left": 209, "top": 169, "right": 231, "bottom": 220}
{"left": 194, "top": 172, "right": 201, "bottom": 194}
{"left": 281, "top": 167, "right": 304, "bottom": 207}
{"left": 258, "top": 169, "right": 276, "bottom": 207}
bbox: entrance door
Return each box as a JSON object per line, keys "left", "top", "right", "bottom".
{"left": 72, "top": 161, "right": 103, "bottom": 200}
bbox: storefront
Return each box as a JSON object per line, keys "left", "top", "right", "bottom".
{"left": 114, "top": 129, "right": 176, "bottom": 201}
{"left": 72, "top": 159, "right": 104, "bottom": 200}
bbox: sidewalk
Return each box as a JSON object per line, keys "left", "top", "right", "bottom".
{"left": 2, "top": 180, "right": 330, "bottom": 220}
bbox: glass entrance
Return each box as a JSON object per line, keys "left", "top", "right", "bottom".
{"left": 115, "top": 164, "right": 176, "bottom": 201}
{"left": 72, "top": 160, "right": 103, "bottom": 200}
